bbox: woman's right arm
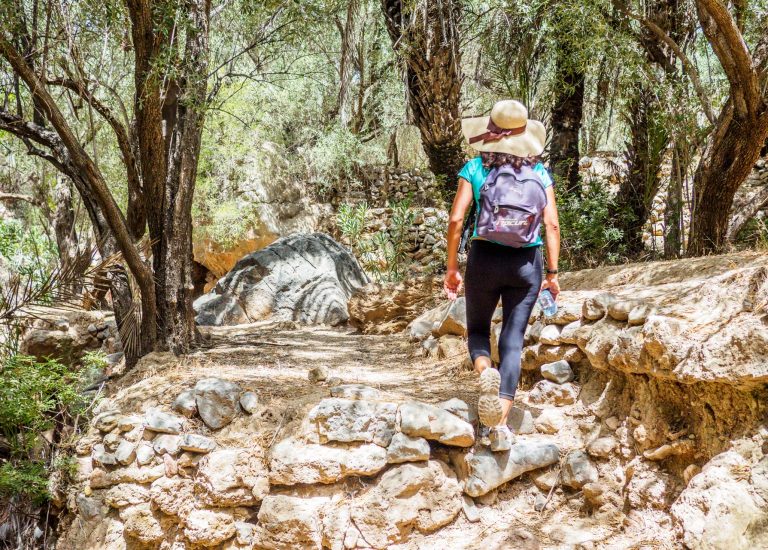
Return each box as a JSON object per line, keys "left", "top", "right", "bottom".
{"left": 444, "top": 177, "right": 474, "bottom": 300}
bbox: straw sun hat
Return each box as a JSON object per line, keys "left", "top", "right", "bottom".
{"left": 461, "top": 99, "right": 546, "bottom": 157}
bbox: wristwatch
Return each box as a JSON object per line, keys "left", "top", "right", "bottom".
{"left": 546, "top": 268, "right": 559, "bottom": 275}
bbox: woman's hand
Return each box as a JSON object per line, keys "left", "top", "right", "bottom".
{"left": 444, "top": 269, "right": 463, "bottom": 301}
{"left": 541, "top": 274, "right": 560, "bottom": 301}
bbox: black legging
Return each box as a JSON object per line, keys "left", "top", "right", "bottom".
{"left": 465, "top": 240, "right": 542, "bottom": 400}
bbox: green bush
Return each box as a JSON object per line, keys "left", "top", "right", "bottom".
{"left": 555, "top": 179, "right": 628, "bottom": 270}
{"left": 0, "top": 354, "right": 86, "bottom": 505}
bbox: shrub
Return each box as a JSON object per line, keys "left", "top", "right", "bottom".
{"left": 0, "top": 354, "right": 87, "bottom": 504}
{"left": 555, "top": 179, "right": 628, "bottom": 270}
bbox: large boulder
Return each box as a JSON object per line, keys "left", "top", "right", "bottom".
{"left": 348, "top": 278, "right": 441, "bottom": 334}
{"left": 194, "top": 233, "right": 368, "bottom": 326}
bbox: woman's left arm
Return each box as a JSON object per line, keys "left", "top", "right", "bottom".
{"left": 541, "top": 186, "right": 561, "bottom": 299}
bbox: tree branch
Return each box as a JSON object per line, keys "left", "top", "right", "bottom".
{"left": 615, "top": 2, "right": 716, "bottom": 124}
{"left": 0, "top": 192, "right": 42, "bottom": 207}
{"left": 695, "top": 0, "right": 761, "bottom": 118}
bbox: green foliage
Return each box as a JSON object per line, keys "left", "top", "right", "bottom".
{"left": 0, "top": 354, "right": 86, "bottom": 504}
{"left": 0, "top": 217, "right": 57, "bottom": 280}
{"left": 337, "top": 198, "right": 416, "bottom": 282}
{"left": 556, "top": 180, "right": 628, "bottom": 270}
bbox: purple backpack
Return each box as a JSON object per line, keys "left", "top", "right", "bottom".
{"left": 475, "top": 164, "right": 547, "bottom": 247}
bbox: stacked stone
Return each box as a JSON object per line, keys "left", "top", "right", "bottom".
{"left": 66, "top": 378, "right": 559, "bottom": 549}
{"left": 359, "top": 206, "right": 448, "bottom": 271}
{"left": 363, "top": 166, "right": 440, "bottom": 207}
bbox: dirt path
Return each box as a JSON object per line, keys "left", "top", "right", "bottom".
{"left": 106, "top": 322, "right": 674, "bottom": 550}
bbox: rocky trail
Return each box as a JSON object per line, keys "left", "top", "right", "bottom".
{"left": 50, "top": 246, "right": 768, "bottom": 550}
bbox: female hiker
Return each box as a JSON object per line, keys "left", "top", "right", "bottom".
{"left": 444, "top": 99, "right": 561, "bottom": 452}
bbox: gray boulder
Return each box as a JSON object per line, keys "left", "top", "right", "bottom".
{"left": 194, "top": 377, "right": 242, "bottom": 430}
{"left": 541, "top": 360, "right": 574, "bottom": 384}
{"left": 562, "top": 450, "right": 599, "bottom": 489}
{"left": 464, "top": 441, "right": 560, "bottom": 497}
{"left": 194, "top": 233, "right": 368, "bottom": 326}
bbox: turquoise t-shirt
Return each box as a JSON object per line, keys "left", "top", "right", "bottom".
{"left": 458, "top": 156, "right": 553, "bottom": 247}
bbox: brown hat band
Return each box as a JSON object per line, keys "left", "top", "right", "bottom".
{"left": 469, "top": 119, "right": 527, "bottom": 145}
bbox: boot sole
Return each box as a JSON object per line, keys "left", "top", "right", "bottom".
{"left": 478, "top": 368, "right": 503, "bottom": 427}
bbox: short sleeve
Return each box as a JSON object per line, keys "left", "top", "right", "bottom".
{"left": 533, "top": 163, "right": 553, "bottom": 189}
{"left": 458, "top": 158, "right": 476, "bottom": 183}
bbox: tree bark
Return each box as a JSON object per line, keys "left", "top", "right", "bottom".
{"left": 549, "top": 52, "right": 585, "bottom": 195}
{"left": 687, "top": 0, "right": 768, "bottom": 255}
{"left": 381, "top": 0, "right": 465, "bottom": 197}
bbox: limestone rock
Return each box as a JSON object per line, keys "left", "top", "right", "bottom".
{"left": 671, "top": 451, "right": 768, "bottom": 550}
{"left": 587, "top": 436, "right": 618, "bottom": 459}
{"left": 235, "top": 522, "right": 257, "bottom": 546}
{"left": 437, "top": 334, "right": 465, "bottom": 360}
{"left": 93, "top": 411, "right": 121, "bottom": 433}
{"left": 507, "top": 407, "right": 535, "bottom": 435}
{"left": 268, "top": 437, "right": 387, "bottom": 485}
{"left": 117, "top": 415, "right": 143, "bottom": 432}
{"left": 153, "top": 434, "right": 181, "bottom": 456}
{"left": 197, "top": 448, "right": 269, "bottom": 506}
{"left": 321, "top": 500, "right": 351, "bottom": 550}
{"left": 540, "top": 360, "right": 574, "bottom": 384}
{"left": 135, "top": 443, "right": 155, "bottom": 466}
{"left": 254, "top": 494, "right": 328, "bottom": 549}
{"left": 399, "top": 401, "right": 475, "bottom": 447}
{"left": 386, "top": 432, "right": 430, "bottom": 464}
{"left": 562, "top": 451, "right": 598, "bottom": 489}
{"left": 114, "top": 440, "right": 136, "bottom": 466}
{"left": 462, "top": 495, "right": 481, "bottom": 523}
{"left": 432, "top": 298, "right": 467, "bottom": 337}
{"left": 582, "top": 293, "right": 616, "bottom": 321}
{"left": 437, "top": 398, "right": 477, "bottom": 425}
{"left": 106, "top": 464, "right": 166, "bottom": 486}
{"left": 194, "top": 377, "right": 242, "bottom": 430}
{"left": 534, "top": 409, "right": 565, "bottom": 434}
{"left": 195, "top": 233, "right": 368, "bottom": 326}
{"left": 239, "top": 391, "right": 260, "bottom": 413}
{"left": 308, "top": 366, "right": 329, "bottom": 383}
{"left": 104, "top": 484, "right": 150, "bottom": 508}
{"left": 527, "top": 380, "right": 578, "bottom": 406}
{"left": 92, "top": 446, "right": 117, "bottom": 467}
{"left": 607, "top": 300, "right": 634, "bottom": 321}
{"left": 173, "top": 390, "right": 197, "bottom": 418}
{"left": 120, "top": 503, "right": 164, "bottom": 545}
{"left": 351, "top": 460, "right": 462, "bottom": 549}
{"left": 144, "top": 408, "right": 184, "bottom": 434}
{"left": 628, "top": 303, "right": 652, "bottom": 326}
{"left": 103, "top": 433, "right": 121, "bottom": 451}
{"left": 539, "top": 324, "right": 563, "bottom": 345}
{"left": 184, "top": 509, "right": 236, "bottom": 547}
{"left": 559, "top": 319, "right": 582, "bottom": 344}
{"left": 307, "top": 398, "right": 397, "bottom": 447}
{"left": 348, "top": 278, "right": 442, "bottom": 334}
{"left": 329, "top": 384, "right": 381, "bottom": 401}
{"left": 408, "top": 302, "right": 449, "bottom": 342}
{"left": 464, "top": 441, "right": 560, "bottom": 497}
{"left": 547, "top": 300, "right": 582, "bottom": 325}
{"left": 150, "top": 476, "right": 195, "bottom": 517}
{"left": 180, "top": 433, "right": 217, "bottom": 453}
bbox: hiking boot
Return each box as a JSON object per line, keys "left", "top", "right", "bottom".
{"left": 489, "top": 425, "right": 515, "bottom": 452}
{"left": 477, "top": 367, "right": 503, "bottom": 427}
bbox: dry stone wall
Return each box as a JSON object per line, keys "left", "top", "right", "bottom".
{"left": 360, "top": 166, "right": 441, "bottom": 207}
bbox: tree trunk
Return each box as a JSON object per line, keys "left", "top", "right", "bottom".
{"left": 381, "top": 0, "right": 465, "bottom": 197}
{"left": 616, "top": 85, "right": 667, "bottom": 256}
{"left": 52, "top": 176, "right": 80, "bottom": 289}
{"left": 549, "top": 52, "right": 585, "bottom": 195}
{"left": 664, "top": 144, "right": 685, "bottom": 258}
{"left": 727, "top": 151, "right": 768, "bottom": 241}
{"left": 688, "top": 104, "right": 768, "bottom": 254}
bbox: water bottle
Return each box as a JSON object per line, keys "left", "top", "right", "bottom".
{"left": 538, "top": 289, "right": 557, "bottom": 317}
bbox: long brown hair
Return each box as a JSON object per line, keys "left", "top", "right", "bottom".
{"left": 480, "top": 152, "right": 540, "bottom": 171}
